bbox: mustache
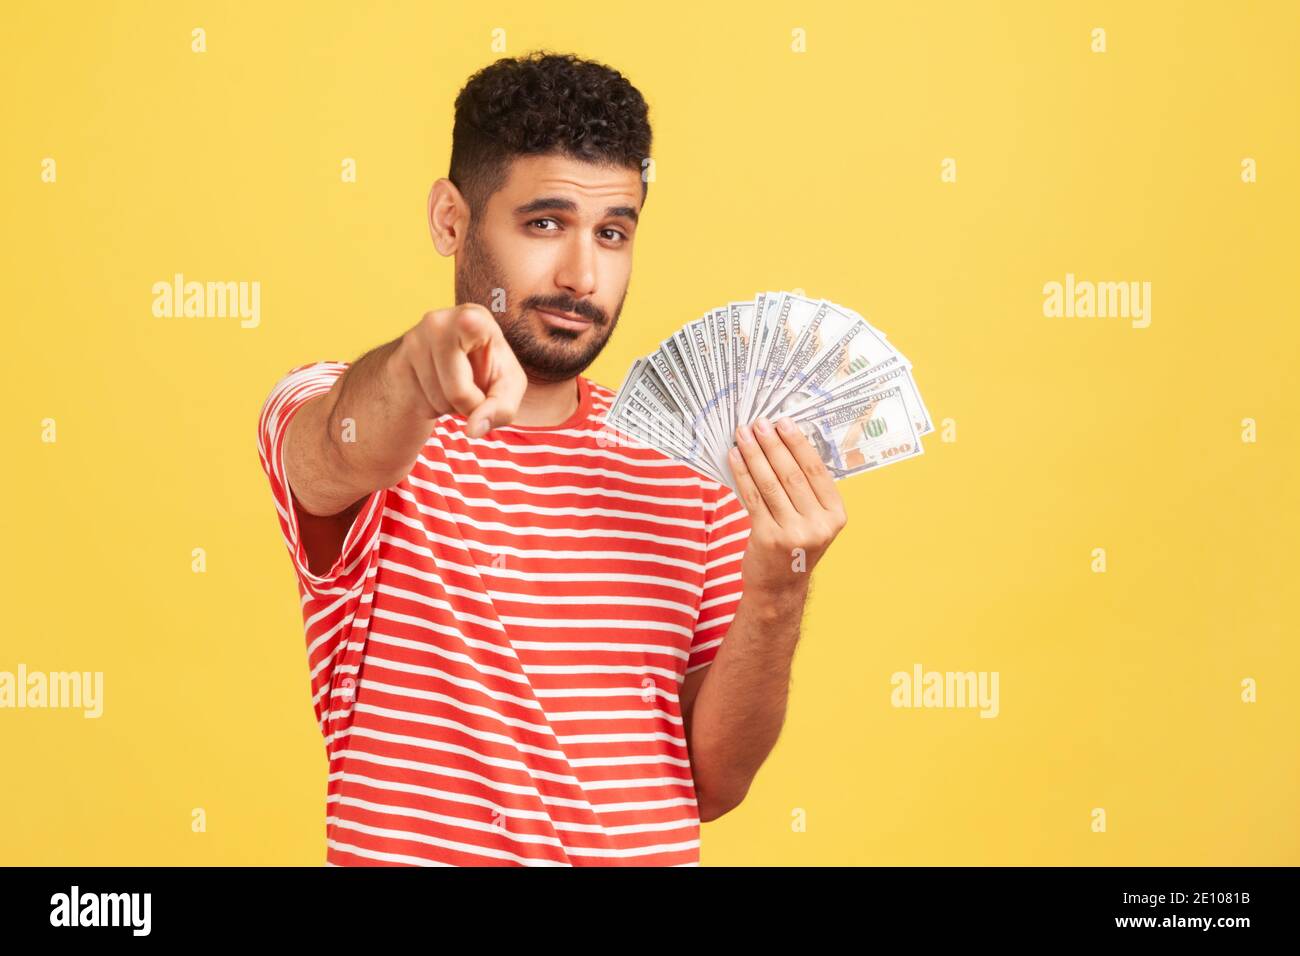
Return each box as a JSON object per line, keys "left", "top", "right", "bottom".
{"left": 526, "top": 297, "right": 607, "bottom": 324}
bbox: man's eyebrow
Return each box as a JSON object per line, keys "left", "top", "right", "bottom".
{"left": 605, "top": 205, "right": 639, "bottom": 224}
{"left": 513, "top": 197, "right": 638, "bottom": 224}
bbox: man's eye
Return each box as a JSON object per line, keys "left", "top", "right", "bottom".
{"left": 530, "top": 218, "right": 559, "bottom": 231}
{"left": 600, "top": 228, "right": 627, "bottom": 242}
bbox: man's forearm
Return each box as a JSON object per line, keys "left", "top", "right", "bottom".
{"left": 686, "top": 581, "right": 809, "bottom": 817}
{"left": 686, "top": 412, "right": 850, "bottom": 819}
{"left": 284, "top": 336, "right": 434, "bottom": 516}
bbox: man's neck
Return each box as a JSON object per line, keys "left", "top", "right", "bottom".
{"left": 512, "top": 375, "right": 580, "bottom": 427}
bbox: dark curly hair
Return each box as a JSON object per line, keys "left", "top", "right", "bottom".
{"left": 449, "top": 50, "right": 653, "bottom": 218}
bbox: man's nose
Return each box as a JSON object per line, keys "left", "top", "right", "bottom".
{"left": 554, "top": 234, "right": 598, "bottom": 300}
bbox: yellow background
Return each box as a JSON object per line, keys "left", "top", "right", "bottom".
{"left": 2, "top": 0, "right": 1296, "bottom": 865}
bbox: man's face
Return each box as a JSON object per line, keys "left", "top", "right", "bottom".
{"left": 454, "top": 153, "right": 642, "bottom": 383}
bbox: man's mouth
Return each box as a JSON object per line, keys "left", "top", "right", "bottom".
{"left": 535, "top": 307, "right": 595, "bottom": 331}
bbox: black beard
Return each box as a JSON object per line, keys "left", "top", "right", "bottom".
{"left": 455, "top": 226, "right": 622, "bottom": 384}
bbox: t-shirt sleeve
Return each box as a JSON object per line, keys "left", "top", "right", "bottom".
{"left": 255, "top": 361, "right": 387, "bottom": 597}
{"left": 686, "top": 484, "right": 753, "bottom": 674}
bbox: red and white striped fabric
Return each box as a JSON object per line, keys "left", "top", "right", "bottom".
{"left": 256, "top": 361, "right": 751, "bottom": 866}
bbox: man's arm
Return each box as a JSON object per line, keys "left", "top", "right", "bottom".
{"left": 681, "top": 414, "right": 848, "bottom": 821}
{"left": 279, "top": 305, "right": 527, "bottom": 572}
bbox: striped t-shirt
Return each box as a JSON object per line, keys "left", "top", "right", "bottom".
{"left": 256, "top": 361, "right": 751, "bottom": 866}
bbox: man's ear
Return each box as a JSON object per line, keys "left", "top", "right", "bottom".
{"left": 428, "top": 178, "right": 470, "bottom": 257}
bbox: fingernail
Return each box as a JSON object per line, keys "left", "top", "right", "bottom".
{"left": 755, "top": 416, "right": 772, "bottom": 435}
{"left": 777, "top": 416, "right": 795, "bottom": 433}
{"left": 738, "top": 424, "right": 754, "bottom": 444}
{"left": 728, "top": 446, "right": 741, "bottom": 462}
{"left": 469, "top": 419, "right": 487, "bottom": 438}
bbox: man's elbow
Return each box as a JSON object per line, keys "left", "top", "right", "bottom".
{"left": 697, "top": 785, "right": 748, "bottom": 823}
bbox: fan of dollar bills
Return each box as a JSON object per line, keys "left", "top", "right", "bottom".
{"left": 604, "top": 290, "right": 933, "bottom": 492}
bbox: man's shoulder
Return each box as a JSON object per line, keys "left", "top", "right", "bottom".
{"left": 582, "top": 376, "right": 618, "bottom": 428}
{"left": 585, "top": 376, "right": 617, "bottom": 402}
